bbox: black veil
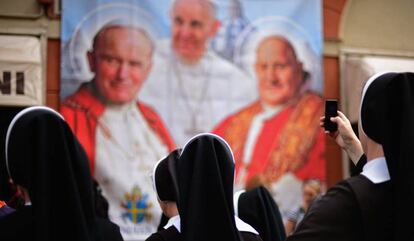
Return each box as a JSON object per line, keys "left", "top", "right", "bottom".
{"left": 177, "top": 133, "right": 242, "bottom": 241}
{"left": 360, "top": 72, "right": 414, "bottom": 240}
{"left": 1, "top": 106, "right": 122, "bottom": 241}
{"left": 235, "top": 186, "right": 286, "bottom": 241}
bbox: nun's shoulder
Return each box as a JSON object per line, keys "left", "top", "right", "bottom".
{"left": 241, "top": 231, "right": 264, "bottom": 241}
{"left": 145, "top": 226, "right": 181, "bottom": 241}
{"left": 145, "top": 233, "right": 164, "bottom": 241}
{"left": 286, "top": 180, "right": 362, "bottom": 241}
{"left": 94, "top": 218, "right": 123, "bottom": 241}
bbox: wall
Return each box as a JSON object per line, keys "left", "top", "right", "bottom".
{"left": 0, "top": 0, "right": 60, "bottom": 109}
{"left": 322, "top": 0, "right": 347, "bottom": 186}
{"left": 341, "top": 0, "right": 414, "bottom": 52}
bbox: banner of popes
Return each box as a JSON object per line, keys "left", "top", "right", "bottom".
{"left": 61, "top": 0, "right": 324, "bottom": 240}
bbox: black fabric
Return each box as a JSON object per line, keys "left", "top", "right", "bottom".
{"left": 286, "top": 179, "right": 363, "bottom": 241}
{"left": 157, "top": 213, "right": 170, "bottom": 231}
{"left": 286, "top": 72, "right": 414, "bottom": 241}
{"left": 241, "top": 231, "right": 265, "bottom": 241}
{"left": 350, "top": 155, "right": 367, "bottom": 177}
{"left": 347, "top": 175, "right": 393, "bottom": 241}
{"left": 145, "top": 226, "right": 262, "bottom": 241}
{"left": 237, "top": 186, "right": 286, "bottom": 241}
{"left": 0, "top": 106, "right": 24, "bottom": 202}
{"left": 0, "top": 205, "right": 34, "bottom": 239}
{"left": 286, "top": 175, "right": 392, "bottom": 241}
{"left": 0, "top": 107, "right": 123, "bottom": 241}
{"left": 93, "top": 179, "right": 109, "bottom": 219}
{"left": 360, "top": 72, "right": 414, "bottom": 240}
{"left": 146, "top": 226, "right": 180, "bottom": 241}
{"left": 95, "top": 218, "right": 124, "bottom": 241}
{"left": 154, "top": 149, "right": 181, "bottom": 202}
{"left": 176, "top": 134, "right": 242, "bottom": 241}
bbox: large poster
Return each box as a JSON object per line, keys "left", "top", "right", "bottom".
{"left": 61, "top": 0, "right": 324, "bottom": 239}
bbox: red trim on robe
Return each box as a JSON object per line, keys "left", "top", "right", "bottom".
{"left": 60, "top": 84, "right": 175, "bottom": 175}
{"left": 246, "top": 107, "right": 293, "bottom": 182}
{"left": 213, "top": 92, "right": 325, "bottom": 188}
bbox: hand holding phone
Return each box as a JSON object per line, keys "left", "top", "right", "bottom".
{"left": 324, "top": 99, "right": 338, "bottom": 132}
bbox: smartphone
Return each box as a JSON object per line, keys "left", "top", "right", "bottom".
{"left": 324, "top": 99, "right": 338, "bottom": 132}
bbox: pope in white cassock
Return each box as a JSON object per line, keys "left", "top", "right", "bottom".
{"left": 60, "top": 22, "right": 176, "bottom": 240}
{"left": 139, "top": 0, "right": 257, "bottom": 146}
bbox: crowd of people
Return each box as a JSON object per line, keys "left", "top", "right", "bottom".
{"left": 1, "top": 72, "right": 413, "bottom": 241}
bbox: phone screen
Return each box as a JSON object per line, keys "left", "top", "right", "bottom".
{"left": 324, "top": 99, "right": 338, "bottom": 132}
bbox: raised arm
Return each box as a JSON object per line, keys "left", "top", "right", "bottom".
{"left": 320, "top": 111, "right": 364, "bottom": 165}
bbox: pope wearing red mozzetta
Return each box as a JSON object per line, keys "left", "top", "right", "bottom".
{"left": 61, "top": 84, "right": 175, "bottom": 173}
{"left": 60, "top": 22, "right": 175, "bottom": 240}
{"left": 214, "top": 35, "right": 325, "bottom": 219}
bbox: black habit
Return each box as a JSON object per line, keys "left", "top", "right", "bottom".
{"left": 146, "top": 225, "right": 262, "bottom": 241}
{"left": 287, "top": 72, "right": 414, "bottom": 241}
{"left": 176, "top": 134, "right": 262, "bottom": 241}
{"left": 146, "top": 135, "right": 262, "bottom": 241}
{"left": 236, "top": 186, "right": 286, "bottom": 241}
{"left": 0, "top": 106, "right": 123, "bottom": 241}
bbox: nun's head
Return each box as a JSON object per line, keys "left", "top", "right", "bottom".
{"left": 359, "top": 72, "right": 414, "bottom": 161}
{"left": 5, "top": 106, "right": 65, "bottom": 191}
{"left": 234, "top": 186, "right": 286, "bottom": 241}
{"left": 5, "top": 106, "right": 95, "bottom": 217}
{"left": 177, "top": 133, "right": 241, "bottom": 241}
{"left": 358, "top": 72, "right": 386, "bottom": 152}
{"left": 359, "top": 72, "right": 414, "bottom": 240}
{"left": 178, "top": 133, "right": 236, "bottom": 206}
{"left": 152, "top": 149, "right": 181, "bottom": 217}
{"left": 4, "top": 106, "right": 119, "bottom": 241}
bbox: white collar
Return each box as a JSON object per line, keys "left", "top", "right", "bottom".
{"left": 361, "top": 157, "right": 390, "bottom": 184}
{"left": 233, "top": 189, "right": 245, "bottom": 216}
{"left": 104, "top": 101, "right": 135, "bottom": 113}
{"left": 261, "top": 103, "right": 284, "bottom": 118}
{"left": 164, "top": 215, "right": 181, "bottom": 232}
{"left": 235, "top": 215, "right": 259, "bottom": 234}
{"left": 162, "top": 215, "right": 258, "bottom": 235}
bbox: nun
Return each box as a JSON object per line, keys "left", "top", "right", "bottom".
{"left": 234, "top": 186, "right": 286, "bottom": 241}
{"left": 176, "top": 133, "right": 262, "bottom": 241}
{"left": 147, "top": 149, "right": 181, "bottom": 240}
{"left": 0, "top": 106, "right": 123, "bottom": 241}
{"left": 0, "top": 106, "right": 24, "bottom": 209}
{"left": 287, "top": 72, "right": 414, "bottom": 241}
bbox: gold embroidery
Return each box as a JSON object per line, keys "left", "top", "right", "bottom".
{"left": 221, "top": 102, "right": 262, "bottom": 164}
{"left": 264, "top": 93, "right": 323, "bottom": 182}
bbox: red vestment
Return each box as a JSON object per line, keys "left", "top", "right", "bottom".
{"left": 213, "top": 92, "right": 325, "bottom": 187}
{"left": 60, "top": 84, "right": 175, "bottom": 174}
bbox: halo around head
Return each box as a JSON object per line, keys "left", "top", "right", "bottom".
{"left": 62, "top": 3, "right": 164, "bottom": 86}
{"left": 233, "top": 16, "right": 322, "bottom": 93}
